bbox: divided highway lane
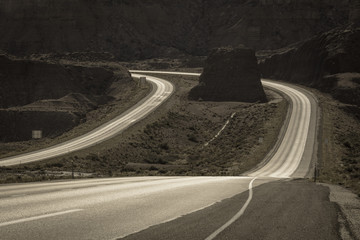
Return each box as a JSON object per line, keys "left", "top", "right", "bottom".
{"left": 0, "top": 71, "right": 321, "bottom": 239}
{"left": 248, "top": 80, "right": 317, "bottom": 178}
{"left": 0, "top": 74, "right": 173, "bottom": 166}
{"left": 0, "top": 176, "right": 272, "bottom": 240}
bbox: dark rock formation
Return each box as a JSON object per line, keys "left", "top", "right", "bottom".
{"left": 189, "top": 47, "right": 267, "bottom": 102}
{"left": 259, "top": 26, "right": 360, "bottom": 106}
{"left": 0, "top": 54, "right": 133, "bottom": 141}
{"left": 0, "top": 54, "right": 131, "bottom": 108}
{"left": 0, "top": 0, "right": 350, "bottom": 60}
{"left": 0, "top": 110, "right": 80, "bottom": 142}
{"left": 349, "top": 0, "right": 360, "bottom": 26}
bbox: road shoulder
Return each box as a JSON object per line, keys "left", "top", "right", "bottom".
{"left": 120, "top": 179, "right": 342, "bottom": 240}
{"left": 320, "top": 183, "right": 360, "bottom": 240}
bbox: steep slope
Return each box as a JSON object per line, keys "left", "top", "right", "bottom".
{"left": 259, "top": 26, "right": 360, "bottom": 106}
{"left": 259, "top": 25, "right": 360, "bottom": 193}
{"left": 0, "top": 0, "right": 351, "bottom": 60}
{"left": 0, "top": 54, "right": 133, "bottom": 141}
{"left": 0, "top": 54, "right": 119, "bottom": 108}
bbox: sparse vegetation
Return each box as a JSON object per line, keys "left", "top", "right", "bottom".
{"left": 0, "top": 76, "right": 150, "bottom": 159}
{"left": 316, "top": 90, "right": 360, "bottom": 196}
{"left": 0, "top": 70, "right": 288, "bottom": 184}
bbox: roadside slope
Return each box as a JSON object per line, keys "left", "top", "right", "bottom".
{"left": 0, "top": 74, "right": 173, "bottom": 166}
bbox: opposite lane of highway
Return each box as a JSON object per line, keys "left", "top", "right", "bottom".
{"left": 0, "top": 74, "right": 174, "bottom": 166}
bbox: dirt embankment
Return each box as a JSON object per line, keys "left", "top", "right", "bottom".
{"left": 190, "top": 47, "right": 267, "bottom": 102}
{"left": 0, "top": 54, "right": 133, "bottom": 141}
{"left": 317, "top": 90, "right": 360, "bottom": 196}
{"left": 0, "top": 0, "right": 350, "bottom": 59}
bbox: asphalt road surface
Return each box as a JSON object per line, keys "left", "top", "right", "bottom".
{"left": 130, "top": 71, "right": 318, "bottom": 178}
{"left": 0, "top": 71, "right": 339, "bottom": 240}
{"left": 0, "top": 74, "right": 174, "bottom": 166}
{"left": 0, "top": 177, "right": 272, "bottom": 240}
{"left": 121, "top": 179, "right": 340, "bottom": 240}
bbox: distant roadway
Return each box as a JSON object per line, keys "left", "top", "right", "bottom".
{"left": 0, "top": 74, "right": 174, "bottom": 166}
{"left": 130, "top": 71, "right": 319, "bottom": 179}
{"left": 0, "top": 71, "right": 337, "bottom": 240}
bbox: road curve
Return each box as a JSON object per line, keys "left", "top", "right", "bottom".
{"left": 248, "top": 80, "right": 317, "bottom": 178}
{"left": 0, "top": 71, "right": 323, "bottom": 240}
{"left": 1, "top": 70, "right": 317, "bottom": 177}
{"left": 130, "top": 71, "right": 318, "bottom": 178}
{"left": 0, "top": 74, "right": 174, "bottom": 166}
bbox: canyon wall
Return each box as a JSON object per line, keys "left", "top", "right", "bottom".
{"left": 0, "top": 54, "right": 117, "bottom": 108}
{"left": 259, "top": 26, "right": 360, "bottom": 107}
{"left": 0, "top": 54, "right": 132, "bottom": 141}
{"left": 189, "top": 47, "right": 267, "bottom": 102}
{"left": 0, "top": 0, "right": 351, "bottom": 60}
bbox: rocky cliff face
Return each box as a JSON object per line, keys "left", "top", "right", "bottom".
{"left": 0, "top": 54, "right": 133, "bottom": 141}
{"left": 259, "top": 26, "right": 360, "bottom": 106}
{"left": 0, "top": 0, "right": 350, "bottom": 60}
{"left": 0, "top": 110, "right": 80, "bottom": 141}
{"left": 189, "top": 47, "right": 267, "bottom": 102}
{"left": 0, "top": 54, "right": 126, "bottom": 108}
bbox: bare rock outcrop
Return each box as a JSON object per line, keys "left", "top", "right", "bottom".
{"left": 0, "top": 54, "right": 133, "bottom": 141}
{"left": 259, "top": 26, "right": 360, "bottom": 107}
{"left": 0, "top": 54, "right": 123, "bottom": 108}
{"left": 189, "top": 47, "right": 267, "bottom": 102}
{"left": 0, "top": 110, "right": 81, "bottom": 142}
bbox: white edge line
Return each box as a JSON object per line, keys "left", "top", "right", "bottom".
{"left": 0, "top": 209, "right": 83, "bottom": 227}
{"left": 205, "top": 177, "right": 257, "bottom": 240}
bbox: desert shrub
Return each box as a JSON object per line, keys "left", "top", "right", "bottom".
{"left": 46, "top": 162, "right": 64, "bottom": 168}
{"left": 159, "top": 142, "right": 169, "bottom": 150}
{"left": 86, "top": 153, "right": 100, "bottom": 161}
{"left": 149, "top": 166, "right": 158, "bottom": 171}
{"left": 187, "top": 134, "right": 198, "bottom": 143}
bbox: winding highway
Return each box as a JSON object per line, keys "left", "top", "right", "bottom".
{"left": 0, "top": 71, "right": 330, "bottom": 240}
{"left": 0, "top": 74, "right": 174, "bottom": 166}
{"left": 130, "top": 71, "right": 318, "bottom": 179}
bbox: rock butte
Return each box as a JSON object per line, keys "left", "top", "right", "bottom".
{"left": 189, "top": 47, "right": 267, "bottom": 103}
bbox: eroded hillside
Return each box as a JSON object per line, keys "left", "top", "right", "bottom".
{"left": 0, "top": 0, "right": 350, "bottom": 59}
{"left": 0, "top": 54, "right": 134, "bottom": 141}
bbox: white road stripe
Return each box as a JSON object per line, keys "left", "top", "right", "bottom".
{"left": 0, "top": 209, "right": 83, "bottom": 227}
{"left": 205, "top": 177, "right": 257, "bottom": 240}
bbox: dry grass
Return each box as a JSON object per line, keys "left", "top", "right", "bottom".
{"left": 316, "top": 91, "right": 360, "bottom": 196}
